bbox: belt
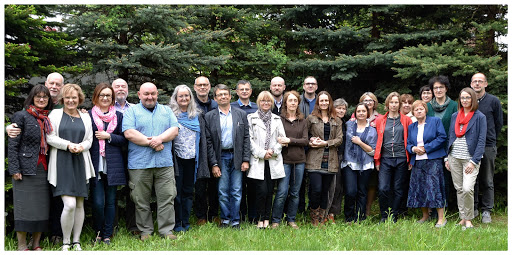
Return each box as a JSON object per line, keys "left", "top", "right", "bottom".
{"left": 221, "top": 148, "right": 234, "bottom": 153}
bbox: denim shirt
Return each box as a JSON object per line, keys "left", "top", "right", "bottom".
{"left": 122, "top": 102, "right": 179, "bottom": 169}
{"left": 342, "top": 120, "right": 378, "bottom": 170}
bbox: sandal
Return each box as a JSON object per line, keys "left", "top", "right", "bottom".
{"left": 33, "top": 246, "right": 43, "bottom": 251}
{"left": 72, "top": 242, "right": 82, "bottom": 251}
{"left": 103, "top": 238, "right": 111, "bottom": 245}
{"left": 62, "top": 243, "right": 71, "bottom": 251}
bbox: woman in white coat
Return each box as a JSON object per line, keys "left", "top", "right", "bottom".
{"left": 47, "top": 84, "right": 95, "bottom": 251}
{"left": 247, "top": 91, "right": 286, "bottom": 229}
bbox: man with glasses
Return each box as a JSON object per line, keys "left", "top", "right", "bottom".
{"left": 299, "top": 76, "right": 319, "bottom": 118}
{"left": 205, "top": 84, "right": 250, "bottom": 229}
{"left": 193, "top": 76, "right": 220, "bottom": 226}
{"left": 470, "top": 73, "right": 503, "bottom": 224}
{"left": 270, "top": 76, "right": 286, "bottom": 115}
{"left": 231, "top": 80, "right": 257, "bottom": 114}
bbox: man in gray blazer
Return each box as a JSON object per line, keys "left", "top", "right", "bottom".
{"left": 205, "top": 84, "right": 250, "bottom": 229}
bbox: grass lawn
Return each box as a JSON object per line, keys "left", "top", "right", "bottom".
{"left": 4, "top": 207, "right": 508, "bottom": 251}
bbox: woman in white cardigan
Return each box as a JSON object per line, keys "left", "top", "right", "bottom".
{"left": 47, "top": 84, "right": 94, "bottom": 251}
{"left": 247, "top": 91, "right": 286, "bottom": 229}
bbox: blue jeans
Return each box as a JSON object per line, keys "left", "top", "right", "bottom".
{"left": 343, "top": 166, "right": 372, "bottom": 222}
{"left": 91, "top": 175, "right": 117, "bottom": 239}
{"left": 218, "top": 152, "right": 243, "bottom": 226}
{"left": 271, "top": 163, "right": 305, "bottom": 223}
{"left": 378, "top": 157, "right": 408, "bottom": 220}
{"left": 174, "top": 157, "right": 195, "bottom": 232}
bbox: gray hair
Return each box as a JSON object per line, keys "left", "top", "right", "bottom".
{"left": 213, "top": 84, "right": 230, "bottom": 96}
{"left": 333, "top": 98, "right": 348, "bottom": 108}
{"left": 169, "top": 85, "right": 202, "bottom": 118}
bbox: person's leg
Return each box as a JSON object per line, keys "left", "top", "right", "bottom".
{"left": 218, "top": 153, "right": 232, "bottom": 225}
{"left": 103, "top": 184, "right": 118, "bottom": 239}
{"left": 229, "top": 161, "right": 243, "bottom": 226}
{"left": 329, "top": 168, "right": 343, "bottom": 215}
{"left": 365, "top": 170, "right": 378, "bottom": 216}
{"left": 173, "top": 157, "right": 185, "bottom": 231}
{"left": 357, "top": 169, "right": 372, "bottom": 221}
{"left": 128, "top": 168, "right": 154, "bottom": 236}
{"left": 49, "top": 193, "right": 64, "bottom": 243}
{"left": 320, "top": 174, "right": 334, "bottom": 209}
{"left": 272, "top": 164, "right": 291, "bottom": 224}
{"left": 207, "top": 177, "right": 220, "bottom": 221}
{"left": 479, "top": 146, "right": 497, "bottom": 213}
{"left": 342, "top": 167, "right": 357, "bottom": 222}
{"left": 286, "top": 163, "right": 305, "bottom": 223}
{"left": 240, "top": 171, "right": 248, "bottom": 222}
{"left": 194, "top": 178, "right": 208, "bottom": 222}
{"left": 91, "top": 178, "right": 106, "bottom": 237}
{"left": 31, "top": 232, "right": 42, "bottom": 249}
{"left": 297, "top": 171, "right": 307, "bottom": 214}
{"left": 154, "top": 166, "right": 177, "bottom": 236}
{"left": 72, "top": 197, "right": 85, "bottom": 244}
{"left": 308, "top": 172, "right": 322, "bottom": 209}
{"left": 461, "top": 159, "right": 480, "bottom": 224}
{"left": 60, "top": 195, "right": 76, "bottom": 245}
{"left": 181, "top": 158, "right": 196, "bottom": 230}
{"left": 420, "top": 207, "right": 429, "bottom": 222}
{"left": 16, "top": 232, "right": 27, "bottom": 250}
{"left": 263, "top": 161, "right": 273, "bottom": 224}
{"left": 391, "top": 157, "right": 408, "bottom": 221}
{"left": 378, "top": 158, "right": 393, "bottom": 220}
{"left": 448, "top": 155, "right": 465, "bottom": 223}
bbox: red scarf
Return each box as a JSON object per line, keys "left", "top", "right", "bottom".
{"left": 454, "top": 110, "right": 474, "bottom": 138}
{"left": 26, "top": 105, "right": 53, "bottom": 155}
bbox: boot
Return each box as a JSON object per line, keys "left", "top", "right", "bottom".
{"left": 310, "top": 207, "right": 320, "bottom": 226}
{"left": 318, "top": 208, "right": 326, "bottom": 226}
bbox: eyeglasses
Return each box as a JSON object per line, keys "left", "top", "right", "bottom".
{"left": 433, "top": 86, "right": 445, "bottom": 91}
{"left": 304, "top": 83, "right": 317, "bottom": 86}
{"left": 460, "top": 96, "right": 472, "bottom": 101}
{"left": 215, "top": 92, "right": 230, "bottom": 97}
{"left": 195, "top": 83, "right": 210, "bottom": 88}
{"left": 471, "top": 80, "right": 486, "bottom": 85}
{"left": 35, "top": 95, "right": 49, "bottom": 100}
{"left": 99, "top": 94, "right": 112, "bottom": 98}
{"left": 363, "top": 99, "right": 374, "bottom": 103}
{"left": 237, "top": 88, "right": 251, "bottom": 92}
{"left": 261, "top": 100, "right": 273, "bottom": 104}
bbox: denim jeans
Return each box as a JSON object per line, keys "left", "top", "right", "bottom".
{"left": 91, "top": 175, "right": 118, "bottom": 239}
{"left": 474, "top": 146, "right": 497, "bottom": 212}
{"left": 343, "top": 166, "right": 372, "bottom": 222}
{"left": 218, "top": 151, "right": 243, "bottom": 226}
{"left": 378, "top": 157, "right": 408, "bottom": 220}
{"left": 271, "top": 163, "right": 305, "bottom": 223}
{"left": 174, "top": 157, "right": 195, "bottom": 232}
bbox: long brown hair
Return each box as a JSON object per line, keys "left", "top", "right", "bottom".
{"left": 281, "top": 90, "right": 304, "bottom": 120}
{"left": 311, "top": 91, "right": 337, "bottom": 119}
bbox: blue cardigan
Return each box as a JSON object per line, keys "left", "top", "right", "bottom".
{"left": 447, "top": 110, "right": 487, "bottom": 165}
{"left": 343, "top": 120, "right": 378, "bottom": 167}
{"left": 89, "top": 110, "right": 128, "bottom": 186}
{"left": 406, "top": 116, "right": 447, "bottom": 166}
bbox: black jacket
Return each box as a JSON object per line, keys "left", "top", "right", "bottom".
{"left": 8, "top": 110, "right": 45, "bottom": 175}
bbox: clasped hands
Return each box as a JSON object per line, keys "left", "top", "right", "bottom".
{"left": 68, "top": 143, "right": 84, "bottom": 154}
{"left": 147, "top": 136, "right": 164, "bottom": 151}
{"left": 309, "top": 137, "right": 327, "bottom": 148}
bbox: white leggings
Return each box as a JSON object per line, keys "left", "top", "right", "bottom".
{"left": 61, "top": 196, "right": 85, "bottom": 244}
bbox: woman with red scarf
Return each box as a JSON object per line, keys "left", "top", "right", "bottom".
{"left": 446, "top": 87, "right": 487, "bottom": 230}
{"left": 8, "top": 85, "right": 54, "bottom": 251}
{"left": 88, "top": 83, "right": 127, "bottom": 245}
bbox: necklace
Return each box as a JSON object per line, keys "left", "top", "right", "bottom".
{"left": 65, "top": 111, "right": 79, "bottom": 122}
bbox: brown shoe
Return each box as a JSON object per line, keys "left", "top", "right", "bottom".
{"left": 165, "top": 234, "right": 177, "bottom": 240}
{"left": 318, "top": 208, "right": 326, "bottom": 226}
{"left": 287, "top": 222, "right": 299, "bottom": 229}
{"left": 310, "top": 207, "right": 320, "bottom": 226}
{"left": 197, "top": 218, "right": 207, "bottom": 226}
{"left": 140, "top": 234, "right": 151, "bottom": 241}
{"left": 271, "top": 223, "right": 279, "bottom": 229}
{"left": 327, "top": 213, "right": 336, "bottom": 224}
{"left": 212, "top": 217, "right": 221, "bottom": 225}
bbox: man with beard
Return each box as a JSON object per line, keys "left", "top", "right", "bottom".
{"left": 270, "top": 76, "right": 286, "bottom": 115}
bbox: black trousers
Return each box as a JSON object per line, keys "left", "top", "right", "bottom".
{"left": 194, "top": 177, "right": 219, "bottom": 220}
{"left": 250, "top": 161, "right": 274, "bottom": 221}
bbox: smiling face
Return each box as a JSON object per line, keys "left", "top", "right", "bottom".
{"left": 355, "top": 104, "right": 368, "bottom": 121}
{"left": 460, "top": 91, "right": 472, "bottom": 110}
{"left": 33, "top": 92, "right": 50, "bottom": 109}
{"left": 388, "top": 96, "right": 400, "bottom": 113}
{"left": 303, "top": 77, "right": 318, "bottom": 95}
{"left": 214, "top": 89, "right": 231, "bottom": 107}
{"left": 470, "top": 73, "right": 488, "bottom": 94}
{"left": 270, "top": 78, "right": 286, "bottom": 98}
{"left": 112, "top": 79, "right": 128, "bottom": 103}
{"left": 362, "top": 96, "right": 375, "bottom": 111}
{"left": 97, "top": 88, "right": 113, "bottom": 109}
{"left": 194, "top": 77, "right": 211, "bottom": 98}
{"left": 138, "top": 83, "right": 158, "bottom": 109}
{"left": 421, "top": 90, "right": 432, "bottom": 102}
{"left": 63, "top": 89, "right": 79, "bottom": 112}
{"left": 176, "top": 88, "right": 191, "bottom": 110}
{"left": 236, "top": 83, "right": 252, "bottom": 100}
{"left": 318, "top": 94, "right": 330, "bottom": 111}
{"left": 335, "top": 105, "right": 347, "bottom": 118}
{"left": 45, "top": 73, "right": 64, "bottom": 99}
{"left": 401, "top": 100, "right": 412, "bottom": 114}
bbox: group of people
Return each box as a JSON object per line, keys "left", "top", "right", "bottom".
{"left": 7, "top": 72, "right": 502, "bottom": 251}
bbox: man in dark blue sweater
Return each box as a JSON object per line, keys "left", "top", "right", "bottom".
{"left": 470, "top": 72, "right": 503, "bottom": 224}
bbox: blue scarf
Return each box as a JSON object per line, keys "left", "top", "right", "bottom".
{"left": 348, "top": 120, "right": 370, "bottom": 168}
{"left": 177, "top": 112, "right": 201, "bottom": 182}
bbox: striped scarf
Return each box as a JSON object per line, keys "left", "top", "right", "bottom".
{"left": 26, "top": 105, "right": 53, "bottom": 155}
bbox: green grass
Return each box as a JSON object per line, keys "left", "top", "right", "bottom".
{"left": 4, "top": 208, "right": 508, "bottom": 251}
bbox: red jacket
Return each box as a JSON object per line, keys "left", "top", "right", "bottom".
{"left": 374, "top": 112, "right": 412, "bottom": 167}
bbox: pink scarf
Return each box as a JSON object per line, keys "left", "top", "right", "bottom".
{"left": 91, "top": 105, "right": 118, "bottom": 157}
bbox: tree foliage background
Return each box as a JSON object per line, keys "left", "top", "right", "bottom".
{"left": 4, "top": 5, "right": 508, "bottom": 230}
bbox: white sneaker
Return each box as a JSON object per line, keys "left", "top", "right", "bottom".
{"left": 482, "top": 211, "right": 492, "bottom": 224}
{"left": 73, "top": 242, "right": 82, "bottom": 251}
{"left": 62, "top": 244, "right": 71, "bottom": 251}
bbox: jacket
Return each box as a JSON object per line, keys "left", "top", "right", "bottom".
{"left": 172, "top": 112, "right": 211, "bottom": 180}
{"left": 89, "top": 110, "right": 127, "bottom": 186}
{"left": 8, "top": 110, "right": 46, "bottom": 175}
{"left": 299, "top": 93, "right": 316, "bottom": 118}
{"left": 427, "top": 99, "right": 458, "bottom": 139}
{"left": 447, "top": 110, "right": 487, "bottom": 165}
{"left": 343, "top": 120, "right": 377, "bottom": 167}
{"left": 406, "top": 116, "right": 447, "bottom": 166}
{"left": 47, "top": 108, "right": 95, "bottom": 187}
{"left": 205, "top": 106, "right": 251, "bottom": 170}
{"left": 374, "top": 112, "right": 412, "bottom": 167}
{"left": 305, "top": 115, "right": 343, "bottom": 173}
{"left": 247, "top": 112, "right": 286, "bottom": 180}
{"left": 280, "top": 116, "right": 309, "bottom": 164}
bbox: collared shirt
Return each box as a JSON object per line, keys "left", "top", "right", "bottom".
{"left": 274, "top": 97, "right": 283, "bottom": 111}
{"left": 231, "top": 99, "right": 257, "bottom": 114}
{"left": 114, "top": 100, "right": 132, "bottom": 114}
{"left": 219, "top": 106, "right": 233, "bottom": 149}
{"left": 122, "top": 102, "right": 179, "bottom": 169}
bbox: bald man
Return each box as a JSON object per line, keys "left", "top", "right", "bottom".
{"left": 270, "top": 76, "right": 286, "bottom": 115}
{"left": 122, "top": 82, "right": 179, "bottom": 240}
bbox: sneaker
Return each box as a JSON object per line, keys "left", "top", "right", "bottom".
{"left": 271, "top": 223, "right": 279, "bottom": 229}
{"left": 482, "top": 211, "right": 492, "bottom": 224}
{"left": 165, "top": 234, "right": 177, "bottom": 240}
{"left": 62, "top": 244, "right": 71, "bottom": 251}
{"left": 140, "top": 234, "right": 151, "bottom": 241}
{"left": 72, "top": 242, "right": 82, "bottom": 251}
{"left": 287, "top": 222, "right": 299, "bottom": 229}
{"left": 219, "top": 223, "right": 230, "bottom": 228}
